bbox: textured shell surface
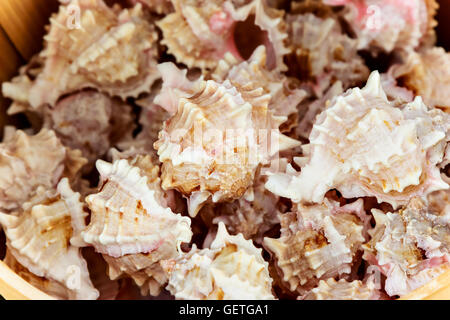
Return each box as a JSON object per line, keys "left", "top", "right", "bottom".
{"left": 389, "top": 47, "right": 450, "bottom": 111}
{"left": 0, "top": 128, "right": 87, "bottom": 211}
{"left": 1, "top": 55, "right": 45, "bottom": 115}
{"left": 324, "top": 0, "right": 439, "bottom": 54}
{"left": 0, "top": 179, "right": 98, "bottom": 300}
{"left": 82, "top": 155, "right": 192, "bottom": 258}
{"left": 163, "top": 222, "right": 274, "bottom": 300}
{"left": 157, "top": 0, "right": 289, "bottom": 72}
{"left": 266, "top": 71, "right": 450, "bottom": 208}
{"left": 212, "top": 45, "right": 307, "bottom": 120}
{"left": 130, "top": 0, "right": 174, "bottom": 14}
{"left": 363, "top": 197, "right": 450, "bottom": 297}
{"left": 200, "top": 168, "right": 281, "bottom": 244}
{"left": 154, "top": 62, "right": 300, "bottom": 216}
{"left": 285, "top": 11, "right": 369, "bottom": 97}
{"left": 42, "top": 90, "right": 135, "bottom": 167}
{"left": 301, "top": 277, "right": 382, "bottom": 300}
{"left": 264, "top": 198, "right": 367, "bottom": 295}
{"left": 28, "top": 0, "right": 159, "bottom": 108}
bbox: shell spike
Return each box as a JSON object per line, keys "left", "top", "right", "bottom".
{"left": 363, "top": 71, "right": 388, "bottom": 102}
{"left": 0, "top": 212, "right": 18, "bottom": 227}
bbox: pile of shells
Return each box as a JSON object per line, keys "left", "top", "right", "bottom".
{"left": 0, "top": 0, "right": 448, "bottom": 300}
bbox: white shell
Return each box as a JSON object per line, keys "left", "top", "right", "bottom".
{"left": 363, "top": 197, "right": 450, "bottom": 297}
{"left": 0, "top": 179, "right": 98, "bottom": 300}
{"left": 163, "top": 222, "right": 275, "bottom": 300}
{"left": 82, "top": 156, "right": 192, "bottom": 257}
{"left": 266, "top": 71, "right": 450, "bottom": 208}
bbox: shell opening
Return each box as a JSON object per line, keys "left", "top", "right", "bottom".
{"left": 233, "top": 15, "right": 275, "bottom": 70}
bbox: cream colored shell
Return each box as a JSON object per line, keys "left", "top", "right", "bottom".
{"left": 212, "top": 45, "right": 306, "bottom": 119}
{"left": 154, "top": 62, "right": 300, "bottom": 216}
{"left": 301, "top": 278, "right": 381, "bottom": 300}
{"left": 363, "top": 197, "right": 450, "bottom": 297}
{"left": 163, "top": 222, "right": 274, "bottom": 300}
{"left": 28, "top": 0, "right": 159, "bottom": 108}
{"left": 389, "top": 47, "right": 450, "bottom": 111}
{"left": 0, "top": 128, "right": 87, "bottom": 211}
{"left": 82, "top": 156, "right": 192, "bottom": 257}
{"left": 285, "top": 12, "right": 369, "bottom": 96}
{"left": 264, "top": 199, "right": 367, "bottom": 295}
{"left": 157, "top": 0, "right": 289, "bottom": 72}
{"left": 266, "top": 71, "right": 450, "bottom": 208}
{"left": 0, "top": 179, "right": 98, "bottom": 299}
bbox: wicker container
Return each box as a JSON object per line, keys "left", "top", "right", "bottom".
{"left": 0, "top": 0, "right": 449, "bottom": 300}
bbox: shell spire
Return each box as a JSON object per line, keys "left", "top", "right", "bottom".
{"left": 154, "top": 62, "right": 300, "bottom": 216}
{"left": 266, "top": 71, "right": 450, "bottom": 209}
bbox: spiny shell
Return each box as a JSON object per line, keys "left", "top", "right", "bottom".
{"left": 389, "top": 47, "right": 450, "bottom": 111}
{"left": 284, "top": 12, "right": 369, "bottom": 97}
{"left": 154, "top": 62, "right": 300, "bottom": 216}
{"left": 0, "top": 128, "right": 87, "bottom": 211}
{"left": 82, "top": 155, "right": 192, "bottom": 257}
{"left": 42, "top": 90, "right": 135, "bottom": 167}
{"left": 264, "top": 199, "right": 367, "bottom": 295}
{"left": 266, "top": 71, "right": 450, "bottom": 208}
{"left": 301, "top": 278, "right": 381, "bottom": 300}
{"left": 0, "top": 179, "right": 98, "bottom": 299}
{"left": 363, "top": 197, "right": 450, "bottom": 297}
{"left": 212, "top": 45, "right": 306, "bottom": 120}
{"left": 29, "top": 0, "right": 159, "bottom": 108}
{"left": 157, "top": 0, "right": 289, "bottom": 72}
{"left": 163, "top": 222, "right": 274, "bottom": 300}
{"left": 4, "top": 249, "right": 72, "bottom": 300}
{"left": 324, "top": 0, "right": 438, "bottom": 54}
